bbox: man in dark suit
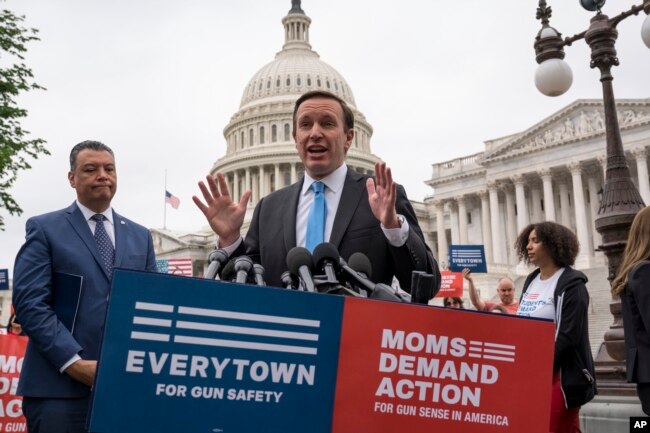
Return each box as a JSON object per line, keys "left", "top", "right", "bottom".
{"left": 194, "top": 90, "right": 437, "bottom": 290}
{"left": 13, "top": 140, "right": 157, "bottom": 433}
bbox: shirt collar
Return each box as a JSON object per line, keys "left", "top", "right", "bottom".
{"left": 301, "top": 163, "right": 348, "bottom": 196}
{"left": 76, "top": 200, "right": 114, "bottom": 225}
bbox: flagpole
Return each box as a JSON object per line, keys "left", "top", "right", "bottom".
{"left": 164, "top": 169, "right": 167, "bottom": 230}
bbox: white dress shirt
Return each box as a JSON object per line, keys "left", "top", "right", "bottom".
{"left": 220, "top": 163, "right": 409, "bottom": 252}
{"left": 61, "top": 201, "right": 115, "bottom": 373}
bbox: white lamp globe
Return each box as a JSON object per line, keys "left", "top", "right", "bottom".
{"left": 535, "top": 58, "right": 573, "bottom": 96}
{"left": 642, "top": 14, "right": 650, "bottom": 50}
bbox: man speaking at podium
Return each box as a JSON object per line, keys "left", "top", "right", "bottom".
{"left": 194, "top": 90, "right": 437, "bottom": 291}
{"left": 13, "top": 141, "right": 157, "bottom": 433}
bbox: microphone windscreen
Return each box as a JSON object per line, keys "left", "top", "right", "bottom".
{"left": 312, "top": 242, "right": 340, "bottom": 271}
{"left": 220, "top": 259, "right": 236, "bottom": 281}
{"left": 348, "top": 252, "right": 372, "bottom": 278}
{"left": 208, "top": 248, "right": 228, "bottom": 263}
{"left": 286, "top": 247, "right": 313, "bottom": 275}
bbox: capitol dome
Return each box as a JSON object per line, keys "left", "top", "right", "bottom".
{"left": 211, "top": 1, "right": 380, "bottom": 225}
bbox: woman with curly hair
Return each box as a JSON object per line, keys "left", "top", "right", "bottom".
{"left": 611, "top": 206, "right": 650, "bottom": 415}
{"left": 515, "top": 221, "right": 596, "bottom": 433}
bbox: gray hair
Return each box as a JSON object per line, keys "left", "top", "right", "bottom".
{"left": 69, "top": 140, "right": 114, "bottom": 171}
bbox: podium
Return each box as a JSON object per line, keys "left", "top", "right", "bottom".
{"left": 89, "top": 269, "right": 555, "bottom": 433}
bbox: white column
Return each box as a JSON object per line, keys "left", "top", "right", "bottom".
{"left": 569, "top": 162, "right": 590, "bottom": 265}
{"left": 435, "top": 200, "right": 448, "bottom": 267}
{"left": 233, "top": 171, "right": 240, "bottom": 204}
{"left": 512, "top": 174, "right": 529, "bottom": 233}
{"left": 531, "top": 184, "right": 543, "bottom": 223}
{"left": 633, "top": 147, "right": 650, "bottom": 204}
{"left": 504, "top": 185, "right": 518, "bottom": 264}
{"left": 597, "top": 154, "right": 607, "bottom": 182}
{"left": 275, "top": 164, "right": 281, "bottom": 190}
{"left": 587, "top": 172, "right": 603, "bottom": 251}
{"left": 251, "top": 172, "right": 259, "bottom": 205}
{"left": 478, "top": 190, "right": 492, "bottom": 263}
{"left": 539, "top": 168, "right": 556, "bottom": 222}
{"left": 488, "top": 181, "right": 504, "bottom": 263}
{"left": 457, "top": 196, "right": 468, "bottom": 244}
{"left": 558, "top": 178, "right": 571, "bottom": 227}
{"left": 259, "top": 165, "right": 266, "bottom": 197}
{"left": 291, "top": 163, "right": 297, "bottom": 184}
{"left": 449, "top": 202, "right": 460, "bottom": 245}
{"left": 245, "top": 168, "right": 251, "bottom": 206}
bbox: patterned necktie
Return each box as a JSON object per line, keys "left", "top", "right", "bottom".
{"left": 91, "top": 214, "right": 115, "bottom": 278}
{"left": 305, "top": 181, "right": 326, "bottom": 252}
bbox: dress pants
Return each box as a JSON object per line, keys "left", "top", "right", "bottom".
{"left": 22, "top": 396, "right": 90, "bottom": 433}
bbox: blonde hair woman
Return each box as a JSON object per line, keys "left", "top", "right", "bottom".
{"left": 612, "top": 206, "right": 650, "bottom": 415}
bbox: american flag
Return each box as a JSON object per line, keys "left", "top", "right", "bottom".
{"left": 156, "top": 258, "right": 193, "bottom": 276}
{"left": 165, "top": 190, "right": 180, "bottom": 209}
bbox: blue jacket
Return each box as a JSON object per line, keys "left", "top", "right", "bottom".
{"left": 13, "top": 202, "right": 157, "bottom": 398}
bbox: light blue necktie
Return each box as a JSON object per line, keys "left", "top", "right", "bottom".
{"left": 305, "top": 181, "right": 326, "bottom": 252}
{"left": 92, "top": 214, "right": 115, "bottom": 278}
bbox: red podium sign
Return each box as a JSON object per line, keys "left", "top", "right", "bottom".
{"left": 332, "top": 300, "right": 554, "bottom": 432}
{"left": 0, "top": 334, "right": 27, "bottom": 432}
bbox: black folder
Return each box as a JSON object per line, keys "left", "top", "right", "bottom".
{"left": 52, "top": 271, "right": 83, "bottom": 333}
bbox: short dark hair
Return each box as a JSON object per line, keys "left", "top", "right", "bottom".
{"left": 292, "top": 90, "right": 354, "bottom": 137}
{"left": 69, "top": 140, "right": 114, "bottom": 171}
{"left": 514, "top": 221, "right": 580, "bottom": 267}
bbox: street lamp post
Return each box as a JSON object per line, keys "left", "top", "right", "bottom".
{"left": 534, "top": 0, "right": 650, "bottom": 396}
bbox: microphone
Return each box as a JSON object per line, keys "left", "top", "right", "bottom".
{"left": 338, "top": 253, "right": 376, "bottom": 294}
{"left": 205, "top": 248, "right": 229, "bottom": 280}
{"left": 234, "top": 256, "right": 254, "bottom": 284}
{"left": 348, "top": 252, "right": 372, "bottom": 280}
{"left": 412, "top": 272, "right": 435, "bottom": 305}
{"left": 280, "top": 271, "right": 297, "bottom": 289}
{"left": 286, "top": 247, "right": 316, "bottom": 292}
{"left": 220, "top": 259, "right": 236, "bottom": 282}
{"left": 339, "top": 252, "right": 409, "bottom": 303}
{"left": 252, "top": 264, "right": 266, "bottom": 286}
{"left": 312, "top": 243, "right": 340, "bottom": 283}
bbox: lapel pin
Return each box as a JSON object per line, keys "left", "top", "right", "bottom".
{"left": 120, "top": 220, "right": 126, "bottom": 225}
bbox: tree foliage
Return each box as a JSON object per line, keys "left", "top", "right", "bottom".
{"left": 0, "top": 8, "right": 47, "bottom": 230}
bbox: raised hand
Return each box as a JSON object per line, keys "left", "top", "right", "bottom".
{"left": 366, "top": 162, "right": 399, "bottom": 229}
{"left": 192, "top": 173, "right": 251, "bottom": 247}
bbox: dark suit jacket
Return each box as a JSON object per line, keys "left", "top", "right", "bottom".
{"left": 622, "top": 261, "right": 650, "bottom": 384}
{"left": 12, "top": 202, "right": 157, "bottom": 398}
{"left": 234, "top": 168, "right": 436, "bottom": 291}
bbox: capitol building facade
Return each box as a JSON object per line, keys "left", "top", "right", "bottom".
{"left": 152, "top": 2, "right": 650, "bottom": 304}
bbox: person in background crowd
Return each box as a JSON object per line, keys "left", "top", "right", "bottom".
{"left": 462, "top": 268, "right": 519, "bottom": 314}
{"left": 443, "top": 297, "right": 464, "bottom": 309}
{"left": 515, "top": 221, "right": 596, "bottom": 433}
{"left": 489, "top": 305, "right": 509, "bottom": 314}
{"left": 7, "top": 313, "right": 25, "bottom": 336}
{"left": 611, "top": 206, "right": 650, "bottom": 415}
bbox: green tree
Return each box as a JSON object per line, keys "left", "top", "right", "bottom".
{"left": 0, "top": 7, "right": 47, "bottom": 230}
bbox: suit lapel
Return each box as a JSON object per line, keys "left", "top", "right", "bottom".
{"left": 113, "top": 210, "right": 127, "bottom": 268}
{"left": 66, "top": 202, "right": 109, "bottom": 279}
{"left": 329, "top": 170, "right": 366, "bottom": 249}
{"left": 283, "top": 179, "right": 303, "bottom": 252}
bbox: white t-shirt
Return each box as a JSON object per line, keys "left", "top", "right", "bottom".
{"left": 517, "top": 268, "right": 565, "bottom": 320}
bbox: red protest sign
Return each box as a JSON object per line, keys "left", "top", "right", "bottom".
{"left": 332, "top": 299, "right": 554, "bottom": 433}
{"left": 0, "top": 334, "right": 27, "bottom": 432}
{"left": 436, "top": 271, "right": 463, "bottom": 298}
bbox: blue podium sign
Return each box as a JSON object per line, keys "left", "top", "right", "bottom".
{"left": 89, "top": 270, "right": 344, "bottom": 433}
{"left": 448, "top": 245, "right": 487, "bottom": 273}
{"left": 0, "top": 269, "right": 8, "bottom": 290}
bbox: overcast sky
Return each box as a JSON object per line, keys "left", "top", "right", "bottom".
{"left": 1, "top": 0, "right": 649, "bottom": 275}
